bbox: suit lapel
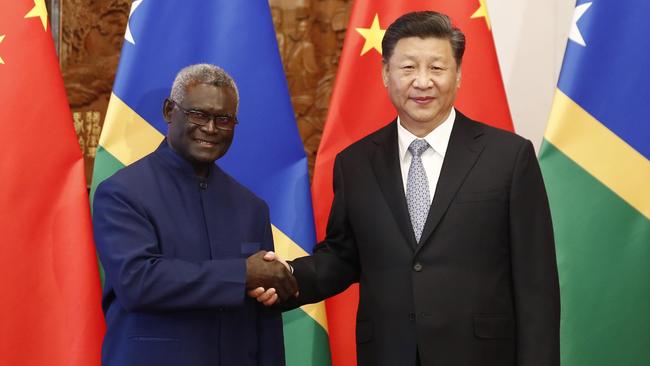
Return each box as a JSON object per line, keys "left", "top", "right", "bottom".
{"left": 415, "top": 112, "right": 485, "bottom": 255}
{"left": 371, "top": 121, "right": 419, "bottom": 250}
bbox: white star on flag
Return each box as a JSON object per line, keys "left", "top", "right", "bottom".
{"left": 125, "top": 0, "right": 143, "bottom": 45}
{"left": 569, "top": 2, "right": 592, "bottom": 47}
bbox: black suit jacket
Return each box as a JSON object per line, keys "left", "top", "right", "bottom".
{"left": 288, "top": 111, "right": 560, "bottom": 366}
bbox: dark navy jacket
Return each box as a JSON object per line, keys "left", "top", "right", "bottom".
{"left": 93, "top": 141, "right": 284, "bottom": 366}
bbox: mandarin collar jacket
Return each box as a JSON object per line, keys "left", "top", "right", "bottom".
{"left": 93, "top": 141, "right": 284, "bottom": 366}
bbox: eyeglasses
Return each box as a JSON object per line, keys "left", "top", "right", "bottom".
{"left": 169, "top": 99, "right": 238, "bottom": 131}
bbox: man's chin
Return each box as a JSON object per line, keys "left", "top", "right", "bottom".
{"left": 411, "top": 109, "right": 452, "bottom": 125}
{"left": 191, "top": 144, "right": 229, "bottom": 161}
{"left": 195, "top": 154, "right": 222, "bottom": 165}
{"left": 185, "top": 149, "right": 218, "bottom": 164}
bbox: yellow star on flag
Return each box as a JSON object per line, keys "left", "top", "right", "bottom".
{"left": 471, "top": 0, "right": 492, "bottom": 30}
{"left": 25, "top": 0, "right": 49, "bottom": 31}
{"left": 0, "top": 35, "right": 5, "bottom": 64}
{"left": 356, "top": 14, "right": 386, "bottom": 56}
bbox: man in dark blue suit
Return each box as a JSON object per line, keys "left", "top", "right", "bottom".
{"left": 93, "top": 64, "right": 297, "bottom": 366}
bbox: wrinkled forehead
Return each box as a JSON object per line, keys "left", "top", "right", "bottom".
{"left": 179, "top": 83, "right": 237, "bottom": 110}
{"left": 387, "top": 37, "right": 454, "bottom": 62}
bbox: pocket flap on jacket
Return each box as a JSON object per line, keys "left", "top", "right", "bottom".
{"left": 473, "top": 315, "right": 515, "bottom": 339}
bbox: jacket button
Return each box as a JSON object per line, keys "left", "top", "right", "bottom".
{"left": 413, "top": 263, "right": 422, "bottom": 272}
{"left": 409, "top": 313, "right": 416, "bottom": 321}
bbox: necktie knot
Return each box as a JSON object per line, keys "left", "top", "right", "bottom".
{"left": 409, "top": 139, "right": 429, "bottom": 157}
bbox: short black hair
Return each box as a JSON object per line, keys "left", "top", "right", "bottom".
{"left": 381, "top": 11, "right": 466, "bottom": 67}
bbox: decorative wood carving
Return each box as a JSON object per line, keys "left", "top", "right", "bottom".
{"left": 59, "top": 0, "right": 130, "bottom": 185}
{"left": 57, "top": 0, "right": 352, "bottom": 183}
{"left": 270, "top": 0, "right": 351, "bottom": 179}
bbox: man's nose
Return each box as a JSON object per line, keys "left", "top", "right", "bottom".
{"left": 413, "top": 69, "right": 433, "bottom": 89}
{"left": 199, "top": 120, "right": 219, "bottom": 133}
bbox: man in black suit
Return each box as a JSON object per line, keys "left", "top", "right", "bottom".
{"left": 252, "top": 11, "right": 559, "bottom": 366}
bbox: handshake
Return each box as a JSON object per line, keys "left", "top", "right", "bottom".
{"left": 245, "top": 251, "right": 297, "bottom": 306}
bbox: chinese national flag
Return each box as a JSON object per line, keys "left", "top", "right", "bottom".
{"left": 0, "top": 1, "right": 105, "bottom": 365}
{"left": 313, "top": 1, "right": 512, "bottom": 365}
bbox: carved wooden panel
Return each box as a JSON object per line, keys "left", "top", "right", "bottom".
{"left": 58, "top": 0, "right": 130, "bottom": 185}
{"left": 270, "top": 0, "right": 351, "bottom": 179}
{"left": 57, "top": 0, "right": 351, "bottom": 184}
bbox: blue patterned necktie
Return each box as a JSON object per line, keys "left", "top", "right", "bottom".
{"left": 407, "top": 139, "right": 431, "bottom": 244}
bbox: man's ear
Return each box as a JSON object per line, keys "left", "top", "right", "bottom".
{"left": 162, "top": 98, "right": 174, "bottom": 123}
{"left": 456, "top": 67, "right": 462, "bottom": 88}
{"left": 381, "top": 63, "right": 389, "bottom": 87}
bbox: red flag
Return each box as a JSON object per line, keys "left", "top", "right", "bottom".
{"left": 312, "top": 1, "right": 512, "bottom": 365}
{"left": 0, "top": 1, "right": 105, "bottom": 365}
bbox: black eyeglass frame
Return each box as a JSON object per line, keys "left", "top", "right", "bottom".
{"left": 168, "top": 99, "right": 238, "bottom": 131}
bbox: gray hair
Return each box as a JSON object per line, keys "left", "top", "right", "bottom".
{"left": 169, "top": 64, "right": 240, "bottom": 109}
{"left": 382, "top": 11, "right": 466, "bottom": 67}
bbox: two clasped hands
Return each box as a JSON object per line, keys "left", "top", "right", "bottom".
{"left": 245, "top": 251, "right": 295, "bottom": 306}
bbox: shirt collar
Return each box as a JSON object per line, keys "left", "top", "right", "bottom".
{"left": 397, "top": 108, "right": 455, "bottom": 160}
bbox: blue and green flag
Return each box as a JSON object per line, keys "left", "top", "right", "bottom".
{"left": 91, "top": 1, "right": 330, "bottom": 364}
{"left": 539, "top": 1, "right": 650, "bottom": 365}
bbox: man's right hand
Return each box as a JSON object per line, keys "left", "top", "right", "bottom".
{"left": 246, "top": 251, "right": 298, "bottom": 302}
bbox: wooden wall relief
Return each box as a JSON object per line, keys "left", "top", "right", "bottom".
{"left": 58, "top": 0, "right": 130, "bottom": 185}
{"left": 270, "top": 0, "right": 351, "bottom": 179}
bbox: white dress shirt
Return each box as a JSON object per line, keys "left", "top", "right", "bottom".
{"left": 397, "top": 108, "right": 455, "bottom": 204}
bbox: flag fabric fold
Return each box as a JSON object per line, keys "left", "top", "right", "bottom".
{"left": 312, "top": 1, "right": 512, "bottom": 364}
{"left": 539, "top": 1, "right": 650, "bottom": 365}
{"left": 0, "top": 1, "right": 105, "bottom": 365}
{"left": 91, "top": 1, "right": 330, "bottom": 365}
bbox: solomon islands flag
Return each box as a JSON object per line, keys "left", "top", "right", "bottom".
{"left": 539, "top": 1, "right": 650, "bottom": 365}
